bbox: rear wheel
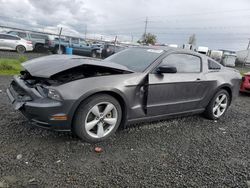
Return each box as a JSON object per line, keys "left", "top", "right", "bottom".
{"left": 204, "top": 89, "right": 230, "bottom": 120}
{"left": 91, "top": 50, "right": 97, "bottom": 58}
{"left": 34, "top": 44, "right": 44, "bottom": 52}
{"left": 73, "top": 94, "right": 122, "bottom": 143}
{"left": 16, "top": 45, "right": 26, "bottom": 53}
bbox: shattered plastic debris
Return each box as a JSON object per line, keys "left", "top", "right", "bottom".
{"left": 94, "top": 147, "right": 103, "bottom": 153}
{"left": 219, "top": 127, "right": 226, "bottom": 131}
{"left": 16, "top": 154, "right": 22, "bottom": 160}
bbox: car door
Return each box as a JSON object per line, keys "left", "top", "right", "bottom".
{"left": 147, "top": 53, "right": 208, "bottom": 116}
{"left": 79, "top": 39, "right": 92, "bottom": 55}
{"left": 70, "top": 38, "right": 81, "bottom": 54}
{"left": 0, "top": 34, "right": 7, "bottom": 49}
{"left": 4, "top": 35, "right": 20, "bottom": 50}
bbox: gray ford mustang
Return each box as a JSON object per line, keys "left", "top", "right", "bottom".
{"left": 7, "top": 47, "right": 241, "bottom": 143}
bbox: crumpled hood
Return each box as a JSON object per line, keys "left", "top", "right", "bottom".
{"left": 22, "top": 55, "right": 133, "bottom": 78}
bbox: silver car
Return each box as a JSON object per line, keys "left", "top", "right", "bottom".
{"left": 0, "top": 33, "right": 33, "bottom": 53}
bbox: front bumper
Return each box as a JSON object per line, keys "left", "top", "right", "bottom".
{"left": 7, "top": 76, "right": 73, "bottom": 131}
{"left": 26, "top": 45, "right": 33, "bottom": 52}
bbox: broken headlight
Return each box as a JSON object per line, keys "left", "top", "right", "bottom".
{"left": 47, "top": 88, "right": 62, "bottom": 101}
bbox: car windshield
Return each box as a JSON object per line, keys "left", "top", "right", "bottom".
{"left": 104, "top": 48, "right": 164, "bottom": 72}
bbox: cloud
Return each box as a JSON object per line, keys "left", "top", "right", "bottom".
{"left": 0, "top": 0, "right": 250, "bottom": 50}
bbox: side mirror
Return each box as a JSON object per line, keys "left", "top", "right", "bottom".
{"left": 156, "top": 66, "right": 177, "bottom": 74}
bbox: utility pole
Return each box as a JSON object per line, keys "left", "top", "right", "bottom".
{"left": 58, "top": 27, "right": 62, "bottom": 54}
{"left": 85, "top": 25, "right": 87, "bottom": 40}
{"left": 144, "top": 17, "right": 148, "bottom": 41}
{"left": 247, "top": 38, "right": 250, "bottom": 49}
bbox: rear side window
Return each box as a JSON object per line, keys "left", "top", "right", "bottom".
{"left": 30, "top": 33, "right": 48, "bottom": 39}
{"left": 161, "top": 53, "right": 201, "bottom": 73}
{"left": 17, "top": 32, "right": 27, "bottom": 38}
{"left": 4, "top": 35, "right": 20, "bottom": 40}
{"left": 71, "top": 38, "right": 79, "bottom": 44}
{"left": 0, "top": 34, "right": 6, "bottom": 39}
{"left": 208, "top": 59, "right": 221, "bottom": 70}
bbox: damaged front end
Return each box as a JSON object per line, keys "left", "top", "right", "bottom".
{"left": 7, "top": 56, "right": 133, "bottom": 130}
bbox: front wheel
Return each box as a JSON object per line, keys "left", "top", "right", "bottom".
{"left": 73, "top": 94, "right": 122, "bottom": 143}
{"left": 204, "top": 89, "right": 230, "bottom": 120}
{"left": 16, "top": 45, "right": 26, "bottom": 53}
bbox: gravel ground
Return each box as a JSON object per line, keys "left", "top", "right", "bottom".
{"left": 0, "top": 76, "right": 249, "bottom": 188}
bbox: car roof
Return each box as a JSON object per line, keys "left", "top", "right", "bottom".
{"left": 131, "top": 45, "right": 204, "bottom": 57}
{"left": 0, "top": 33, "right": 20, "bottom": 37}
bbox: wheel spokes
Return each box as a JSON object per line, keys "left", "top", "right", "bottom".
{"left": 103, "top": 118, "right": 117, "bottom": 125}
{"left": 219, "top": 95, "right": 226, "bottom": 103}
{"left": 86, "top": 119, "right": 99, "bottom": 131}
{"left": 216, "top": 107, "right": 221, "bottom": 116}
{"left": 220, "top": 103, "right": 227, "bottom": 109}
{"left": 97, "top": 123, "right": 104, "bottom": 138}
{"left": 213, "top": 106, "right": 218, "bottom": 113}
{"left": 102, "top": 104, "right": 114, "bottom": 117}
{"left": 91, "top": 105, "right": 100, "bottom": 118}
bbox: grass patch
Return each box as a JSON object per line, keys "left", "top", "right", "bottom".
{"left": 235, "top": 66, "right": 250, "bottom": 76}
{"left": 0, "top": 56, "right": 27, "bottom": 75}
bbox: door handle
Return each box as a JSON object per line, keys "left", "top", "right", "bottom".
{"left": 196, "top": 78, "right": 201, "bottom": 81}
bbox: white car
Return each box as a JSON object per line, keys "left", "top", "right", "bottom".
{"left": 0, "top": 33, "right": 33, "bottom": 53}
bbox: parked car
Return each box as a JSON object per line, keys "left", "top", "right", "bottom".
{"left": 7, "top": 31, "right": 48, "bottom": 52}
{"left": 0, "top": 33, "right": 33, "bottom": 53}
{"left": 240, "top": 72, "right": 250, "bottom": 93}
{"left": 45, "top": 36, "right": 101, "bottom": 57}
{"left": 101, "top": 43, "right": 126, "bottom": 58}
{"left": 6, "top": 47, "right": 242, "bottom": 142}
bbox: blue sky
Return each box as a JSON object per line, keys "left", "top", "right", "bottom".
{"left": 0, "top": 0, "right": 249, "bottom": 51}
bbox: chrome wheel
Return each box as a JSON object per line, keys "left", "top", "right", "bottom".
{"left": 213, "top": 94, "right": 228, "bottom": 118}
{"left": 85, "top": 102, "right": 118, "bottom": 138}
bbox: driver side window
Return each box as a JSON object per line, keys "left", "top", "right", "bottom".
{"left": 160, "top": 53, "right": 201, "bottom": 73}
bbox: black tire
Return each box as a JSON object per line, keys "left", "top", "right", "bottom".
{"left": 54, "top": 46, "right": 65, "bottom": 54}
{"left": 16, "top": 45, "right": 26, "bottom": 54}
{"left": 203, "top": 89, "right": 230, "bottom": 120}
{"left": 73, "top": 94, "right": 122, "bottom": 143}
{"left": 34, "top": 44, "right": 44, "bottom": 53}
{"left": 91, "top": 50, "right": 97, "bottom": 58}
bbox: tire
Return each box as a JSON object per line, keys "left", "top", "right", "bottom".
{"left": 73, "top": 94, "right": 122, "bottom": 143}
{"left": 55, "top": 46, "right": 64, "bottom": 54}
{"left": 34, "top": 44, "right": 44, "bottom": 52}
{"left": 204, "top": 89, "right": 230, "bottom": 120}
{"left": 91, "top": 50, "right": 97, "bottom": 58}
{"left": 16, "top": 45, "right": 26, "bottom": 54}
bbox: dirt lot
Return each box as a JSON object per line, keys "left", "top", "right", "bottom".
{"left": 0, "top": 76, "right": 249, "bottom": 188}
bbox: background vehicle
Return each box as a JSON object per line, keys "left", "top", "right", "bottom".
{"left": 0, "top": 33, "right": 33, "bottom": 53}
{"left": 45, "top": 36, "right": 101, "bottom": 57}
{"left": 7, "top": 31, "right": 48, "bottom": 52}
{"left": 101, "top": 43, "right": 126, "bottom": 58}
{"left": 240, "top": 72, "right": 250, "bottom": 93}
{"left": 7, "top": 47, "right": 242, "bottom": 143}
{"left": 197, "top": 46, "right": 210, "bottom": 55}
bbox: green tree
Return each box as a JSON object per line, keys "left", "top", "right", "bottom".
{"left": 140, "top": 33, "right": 157, "bottom": 45}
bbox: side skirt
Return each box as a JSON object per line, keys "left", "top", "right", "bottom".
{"left": 126, "top": 108, "right": 205, "bottom": 125}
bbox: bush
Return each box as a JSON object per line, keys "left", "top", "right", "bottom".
{"left": 18, "top": 56, "right": 28, "bottom": 63}
{"left": 0, "top": 62, "right": 16, "bottom": 71}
